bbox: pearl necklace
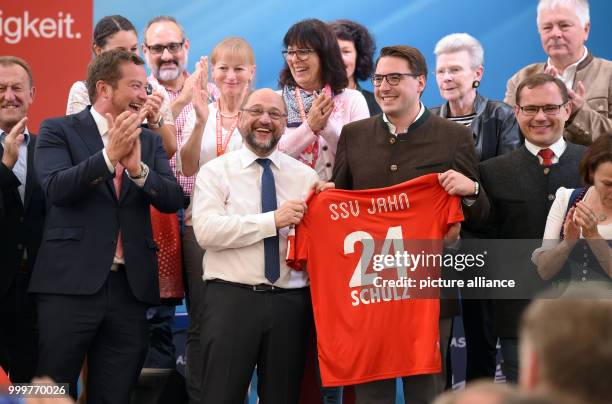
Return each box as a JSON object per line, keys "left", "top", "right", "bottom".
{"left": 219, "top": 111, "right": 239, "bottom": 119}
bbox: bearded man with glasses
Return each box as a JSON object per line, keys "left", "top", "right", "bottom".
{"left": 331, "top": 45, "right": 488, "bottom": 404}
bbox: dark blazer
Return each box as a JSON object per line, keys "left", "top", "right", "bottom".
{"left": 478, "top": 143, "right": 585, "bottom": 337}
{"left": 430, "top": 92, "right": 523, "bottom": 162}
{"left": 30, "top": 108, "right": 183, "bottom": 305}
{"left": 0, "top": 135, "right": 46, "bottom": 298}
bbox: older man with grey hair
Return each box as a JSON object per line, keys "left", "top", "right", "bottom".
{"left": 504, "top": 0, "right": 612, "bottom": 146}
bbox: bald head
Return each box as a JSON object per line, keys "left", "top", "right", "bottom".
{"left": 239, "top": 88, "right": 288, "bottom": 157}
{"left": 242, "top": 88, "right": 287, "bottom": 114}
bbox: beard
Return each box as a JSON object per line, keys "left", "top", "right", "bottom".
{"left": 244, "top": 129, "right": 280, "bottom": 156}
{"left": 152, "top": 53, "right": 188, "bottom": 82}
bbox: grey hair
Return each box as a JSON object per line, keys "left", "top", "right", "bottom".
{"left": 434, "top": 33, "right": 484, "bottom": 69}
{"left": 537, "top": 0, "right": 590, "bottom": 28}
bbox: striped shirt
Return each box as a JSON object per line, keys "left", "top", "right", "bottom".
{"left": 448, "top": 112, "right": 476, "bottom": 128}
{"left": 148, "top": 74, "right": 219, "bottom": 196}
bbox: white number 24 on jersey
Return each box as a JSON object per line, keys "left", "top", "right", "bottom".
{"left": 344, "top": 226, "right": 409, "bottom": 288}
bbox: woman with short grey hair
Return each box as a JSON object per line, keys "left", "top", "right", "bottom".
{"left": 431, "top": 32, "right": 522, "bottom": 161}
{"left": 431, "top": 32, "right": 523, "bottom": 385}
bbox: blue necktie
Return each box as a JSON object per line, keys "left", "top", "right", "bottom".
{"left": 256, "top": 158, "right": 280, "bottom": 283}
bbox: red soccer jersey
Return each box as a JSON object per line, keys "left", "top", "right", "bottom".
{"left": 287, "top": 173, "right": 464, "bottom": 386}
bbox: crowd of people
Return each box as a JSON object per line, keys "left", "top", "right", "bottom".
{"left": 1, "top": 0, "right": 611, "bottom": 403}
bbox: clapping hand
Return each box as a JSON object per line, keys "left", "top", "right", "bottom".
{"left": 105, "top": 111, "right": 142, "bottom": 168}
{"left": 307, "top": 91, "right": 333, "bottom": 133}
{"left": 1, "top": 116, "right": 27, "bottom": 169}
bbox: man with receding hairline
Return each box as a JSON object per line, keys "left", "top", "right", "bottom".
{"left": 0, "top": 55, "right": 45, "bottom": 383}
{"left": 191, "top": 88, "right": 319, "bottom": 403}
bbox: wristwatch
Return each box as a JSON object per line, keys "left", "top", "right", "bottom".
{"left": 149, "top": 115, "right": 164, "bottom": 129}
{"left": 128, "top": 162, "right": 149, "bottom": 180}
{"left": 473, "top": 181, "right": 480, "bottom": 197}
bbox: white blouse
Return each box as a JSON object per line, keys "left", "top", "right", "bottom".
{"left": 180, "top": 102, "right": 244, "bottom": 226}
{"left": 532, "top": 186, "right": 612, "bottom": 265}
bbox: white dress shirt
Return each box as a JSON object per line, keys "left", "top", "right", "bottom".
{"left": 382, "top": 102, "right": 425, "bottom": 135}
{"left": 547, "top": 46, "right": 588, "bottom": 90}
{"left": 524, "top": 137, "right": 567, "bottom": 165}
{"left": 192, "top": 146, "right": 319, "bottom": 288}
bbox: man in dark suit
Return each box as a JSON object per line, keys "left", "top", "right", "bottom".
{"left": 332, "top": 45, "right": 488, "bottom": 404}
{"left": 479, "top": 73, "right": 586, "bottom": 383}
{"left": 30, "top": 49, "right": 183, "bottom": 403}
{"left": 0, "top": 56, "right": 45, "bottom": 383}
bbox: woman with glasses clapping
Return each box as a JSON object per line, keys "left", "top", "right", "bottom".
{"left": 278, "top": 18, "right": 369, "bottom": 181}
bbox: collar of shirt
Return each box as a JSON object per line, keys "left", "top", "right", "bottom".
{"left": 239, "top": 146, "right": 282, "bottom": 171}
{"left": 382, "top": 102, "right": 425, "bottom": 136}
{"left": 0, "top": 127, "right": 30, "bottom": 146}
{"left": 547, "top": 46, "right": 588, "bottom": 89}
{"left": 90, "top": 106, "right": 109, "bottom": 138}
{"left": 524, "top": 137, "right": 567, "bottom": 163}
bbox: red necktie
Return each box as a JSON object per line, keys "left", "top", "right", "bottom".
{"left": 538, "top": 148, "right": 554, "bottom": 167}
{"left": 114, "top": 163, "right": 124, "bottom": 258}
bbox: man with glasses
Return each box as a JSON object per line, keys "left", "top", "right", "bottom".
{"left": 191, "top": 88, "right": 319, "bottom": 403}
{"left": 504, "top": 0, "right": 612, "bottom": 146}
{"left": 142, "top": 16, "right": 215, "bottom": 402}
{"left": 332, "top": 45, "right": 488, "bottom": 404}
{"left": 479, "top": 73, "right": 586, "bottom": 382}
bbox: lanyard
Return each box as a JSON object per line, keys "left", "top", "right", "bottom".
{"left": 215, "top": 100, "right": 240, "bottom": 157}
{"left": 294, "top": 87, "right": 319, "bottom": 169}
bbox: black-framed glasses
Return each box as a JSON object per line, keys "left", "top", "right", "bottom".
{"left": 241, "top": 107, "right": 287, "bottom": 121}
{"left": 517, "top": 103, "right": 567, "bottom": 116}
{"left": 371, "top": 72, "right": 420, "bottom": 87}
{"left": 145, "top": 41, "right": 185, "bottom": 55}
{"left": 281, "top": 48, "right": 316, "bottom": 61}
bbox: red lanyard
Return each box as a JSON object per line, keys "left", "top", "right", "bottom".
{"left": 294, "top": 87, "right": 319, "bottom": 169}
{"left": 215, "top": 100, "right": 240, "bottom": 157}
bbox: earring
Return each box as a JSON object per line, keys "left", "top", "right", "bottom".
{"left": 472, "top": 80, "right": 480, "bottom": 88}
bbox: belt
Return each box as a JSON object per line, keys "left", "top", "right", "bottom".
{"left": 208, "top": 279, "right": 307, "bottom": 293}
{"left": 110, "top": 263, "right": 126, "bottom": 272}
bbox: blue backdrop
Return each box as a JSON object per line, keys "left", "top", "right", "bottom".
{"left": 94, "top": 0, "right": 611, "bottom": 400}
{"left": 95, "top": 0, "right": 612, "bottom": 108}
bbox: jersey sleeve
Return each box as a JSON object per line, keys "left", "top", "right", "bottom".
{"left": 286, "top": 222, "right": 310, "bottom": 271}
{"left": 447, "top": 195, "right": 464, "bottom": 224}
